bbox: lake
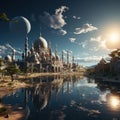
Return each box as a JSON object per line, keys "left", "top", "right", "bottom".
{"left": 2, "top": 75, "right": 120, "bottom": 120}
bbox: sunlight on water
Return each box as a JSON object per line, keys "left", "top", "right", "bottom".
{"left": 108, "top": 95, "right": 120, "bottom": 110}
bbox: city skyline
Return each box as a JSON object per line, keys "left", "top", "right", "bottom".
{"left": 1, "top": 0, "right": 120, "bottom": 66}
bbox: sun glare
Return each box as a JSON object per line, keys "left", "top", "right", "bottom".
{"left": 108, "top": 32, "right": 119, "bottom": 42}
{"left": 108, "top": 95, "right": 120, "bottom": 109}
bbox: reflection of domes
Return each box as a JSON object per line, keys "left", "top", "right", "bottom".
{"left": 34, "top": 36, "right": 48, "bottom": 52}
{"left": 40, "top": 97, "right": 48, "bottom": 111}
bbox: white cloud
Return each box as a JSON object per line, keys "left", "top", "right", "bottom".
{"left": 6, "top": 43, "right": 15, "bottom": 51}
{"left": 78, "top": 36, "right": 110, "bottom": 54}
{"left": 62, "top": 50, "right": 67, "bottom": 54}
{"left": 74, "top": 23, "right": 98, "bottom": 34}
{"left": 0, "top": 45, "right": 7, "bottom": 51}
{"left": 90, "top": 47, "right": 99, "bottom": 52}
{"left": 99, "top": 91, "right": 110, "bottom": 102}
{"left": 62, "top": 49, "right": 72, "bottom": 54}
{"left": 66, "top": 49, "right": 72, "bottom": 54}
{"left": 81, "top": 52, "right": 90, "bottom": 56}
{"left": 0, "top": 44, "right": 22, "bottom": 57}
{"left": 90, "top": 36, "right": 102, "bottom": 42}
{"left": 75, "top": 56, "right": 102, "bottom": 63}
{"left": 91, "top": 35, "right": 120, "bottom": 50}
{"left": 69, "top": 38, "right": 76, "bottom": 42}
{"left": 58, "top": 29, "right": 67, "bottom": 35}
{"left": 78, "top": 40, "right": 88, "bottom": 48}
{"left": 90, "top": 36, "right": 108, "bottom": 50}
{"left": 40, "top": 6, "right": 69, "bottom": 30}
{"left": 73, "top": 16, "right": 81, "bottom": 20}
{"left": 0, "top": 45, "right": 7, "bottom": 55}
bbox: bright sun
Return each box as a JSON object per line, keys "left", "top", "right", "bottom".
{"left": 104, "top": 27, "right": 120, "bottom": 49}
{"left": 108, "top": 32, "right": 119, "bottom": 42}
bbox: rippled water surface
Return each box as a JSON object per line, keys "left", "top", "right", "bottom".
{"left": 2, "top": 76, "right": 120, "bottom": 120}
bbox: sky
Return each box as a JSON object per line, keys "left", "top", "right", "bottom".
{"left": 1, "top": 0, "right": 120, "bottom": 66}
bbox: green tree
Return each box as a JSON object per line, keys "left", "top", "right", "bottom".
{"left": 109, "top": 49, "right": 120, "bottom": 58}
{"left": 0, "top": 58, "right": 6, "bottom": 79}
{"left": 5, "top": 65, "right": 20, "bottom": 81}
{"left": 0, "top": 58, "right": 5, "bottom": 67}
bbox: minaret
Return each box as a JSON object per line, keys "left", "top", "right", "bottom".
{"left": 72, "top": 56, "right": 74, "bottom": 64}
{"left": 48, "top": 41, "right": 51, "bottom": 50}
{"left": 62, "top": 50, "right": 64, "bottom": 63}
{"left": 22, "top": 52, "right": 25, "bottom": 61}
{"left": 31, "top": 43, "right": 34, "bottom": 54}
{"left": 48, "top": 41, "right": 52, "bottom": 60}
{"left": 39, "top": 26, "right": 42, "bottom": 37}
{"left": 25, "top": 34, "right": 29, "bottom": 60}
{"left": 12, "top": 49, "right": 15, "bottom": 61}
{"left": 67, "top": 50, "right": 69, "bottom": 65}
{"left": 55, "top": 44, "right": 58, "bottom": 58}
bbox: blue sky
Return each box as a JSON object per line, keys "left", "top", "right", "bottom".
{"left": 1, "top": 0, "right": 120, "bottom": 66}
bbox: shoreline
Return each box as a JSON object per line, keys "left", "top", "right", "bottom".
{"left": 0, "top": 79, "right": 29, "bottom": 120}
{"left": 18, "top": 72, "right": 84, "bottom": 79}
{"left": 0, "top": 72, "right": 84, "bottom": 98}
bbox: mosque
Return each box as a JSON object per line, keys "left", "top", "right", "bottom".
{"left": 5, "top": 33, "right": 78, "bottom": 73}
{"left": 19, "top": 34, "right": 63, "bottom": 72}
{"left": 4, "top": 30, "right": 80, "bottom": 73}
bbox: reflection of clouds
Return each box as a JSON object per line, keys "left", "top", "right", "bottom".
{"left": 91, "top": 100, "right": 102, "bottom": 104}
{"left": 70, "top": 100, "right": 101, "bottom": 117}
{"left": 70, "top": 100, "right": 76, "bottom": 107}
{"left": 98, "top": 90, "right": 120, "bottom": 111}
{"left": 99, "top": 90, "right": 110, "bottom": 102}
{"left": 76, "top": 83, "right": 97, "bottom": 87}
{"left": 76, "top": 106, "right": 100, "bottom": 116}
{"left": 76, "top": 78, "right": 97, "bottom": 88}
{"left": 90, "top": 90, "right": 110, "bottom": 105}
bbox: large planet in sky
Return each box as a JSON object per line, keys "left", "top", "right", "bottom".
{"left": 9, "top": 16, "right": 31, "bottom": 36}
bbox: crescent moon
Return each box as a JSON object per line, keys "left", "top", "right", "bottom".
{"left": 9, "top": 16, "right": 31, "bottom": 34}
{"left": 21, "top": 16, "right": 31, "bottom": 33}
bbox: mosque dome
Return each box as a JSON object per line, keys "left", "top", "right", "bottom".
{"left": 34, "top": 35, "right": 48, "bottom": 52}
{"left": 5, "top": 55, "right": 12, "bottom": 62}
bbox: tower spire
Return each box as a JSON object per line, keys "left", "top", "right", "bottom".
{"left": 12, "top": 49, "right": 15, "bottom": 61}
{"left": 48, "top": 41, "right": 51, "bottom": 48}
{"left": 62, "top": 50, "right": 64, "bottom": 63}
{"left": 67, "top": 50, "right": 69, "bottom": 65}
{"left": 40, "top": 26, "right": 42, "bottom": 37}
{"left": 25, "top": 34, "right": 29, "bottom": 60}
{"left": 55, "top": 44, "right": 58, "bottom": 57}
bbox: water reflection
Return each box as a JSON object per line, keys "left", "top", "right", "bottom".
{"left": 26, "top": 75, "right": 83, "bottom": 111}
{"left": 95, "top": 78, "right": 120, "bottom": 112}
{"left": 2, "top": 76, "right": 120, "bottom": 120}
